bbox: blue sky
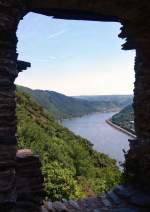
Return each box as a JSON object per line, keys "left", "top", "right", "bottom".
{"left": 16, "top": 12, "right": 135, "bottom": 96}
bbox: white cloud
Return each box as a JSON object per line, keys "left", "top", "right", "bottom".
{"left": 31, "top": 58, "right": 50, "bottom": 63}
{"left": 31, "top": 56, "right": 57, "bottom": 62}
{"left": 48, "top": 30, "right": 67, "bottom": 39}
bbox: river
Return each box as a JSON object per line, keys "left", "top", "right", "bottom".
{"left": 62, "top": 112, "right": 131, "bottom": 165}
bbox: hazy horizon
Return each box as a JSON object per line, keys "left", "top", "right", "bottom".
{"left": 16, "top": 12, "right": 135, "bottom": 96}
{"left": 17, "top": 84, "right": 133, "bottom": 97}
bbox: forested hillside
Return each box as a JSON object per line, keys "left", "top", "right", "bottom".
{"left": 17, "top": 85, "right": 95, "bottom": 119}
{"left": 111, "top": 105, "right": 134, "bottom": 134}
{"left": 17, "top": 85, "right": 131, "bottom": 120}
{"left": 75, "top": 95, "right": 133, "bottom": 108}
{"left": 16, "top": 91, "right": 121, "bottom": 201}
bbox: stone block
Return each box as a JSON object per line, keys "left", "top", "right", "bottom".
{"left": 129, "top": 192, "right": 150, "bottom": 207}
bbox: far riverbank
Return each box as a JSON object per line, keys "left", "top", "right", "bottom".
{"left": 106, "top": 119, "right": 136, "bottom": 139}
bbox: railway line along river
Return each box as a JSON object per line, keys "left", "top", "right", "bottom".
{"left": 62, "top": 112, "right": 131, "bottom": 165}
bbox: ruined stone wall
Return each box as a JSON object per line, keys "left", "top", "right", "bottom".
{"left": 124, "top": 48, "right": 150, "bottom": 189}
{"left": 0, "top": 0, "right": 28, "bottom": 210}
{"left": 16, "top": 150, "right": 43, "bottom": 212}
{"left": 119, "top": 17, "right": 150, "bottom": 189}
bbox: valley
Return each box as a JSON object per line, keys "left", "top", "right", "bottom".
{"left": 17, "top": 85, "right": 132, "bottom": 120}
{"left": 16, "top": 85, "right": 134, "bottom": 201}
{"left": 16, "top": 90, "right": 121, "bottom": 201}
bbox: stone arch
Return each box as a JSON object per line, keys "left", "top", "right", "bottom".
{"left": 0, "top": 0, "right": 150, "bottom": 210}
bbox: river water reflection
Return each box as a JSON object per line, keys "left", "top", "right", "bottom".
{"left": 62, "top": 112, "right": 131, "bottom": 165}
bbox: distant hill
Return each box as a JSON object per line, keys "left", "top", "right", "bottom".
{"left": 17, "top": 90, "right": 121, "bottom": 201}
{"left": 75, "top": 95, "right": 133, "bottom": 108}
{"left": 17, "top": 85, "right": 96, "bottom": 119}
{"left": 111, "top": 104, "right": 135, "bottom": 134}
{"left": 17, "top": 85, "right": 133, "bottom": 120}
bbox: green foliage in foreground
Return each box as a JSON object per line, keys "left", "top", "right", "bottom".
{"left": 17, "top": 91, "right": 121, "bottom": 201}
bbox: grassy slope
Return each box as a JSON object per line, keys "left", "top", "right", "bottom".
{"left": 17, "top": 91, "right": 121, "bottom": 201}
